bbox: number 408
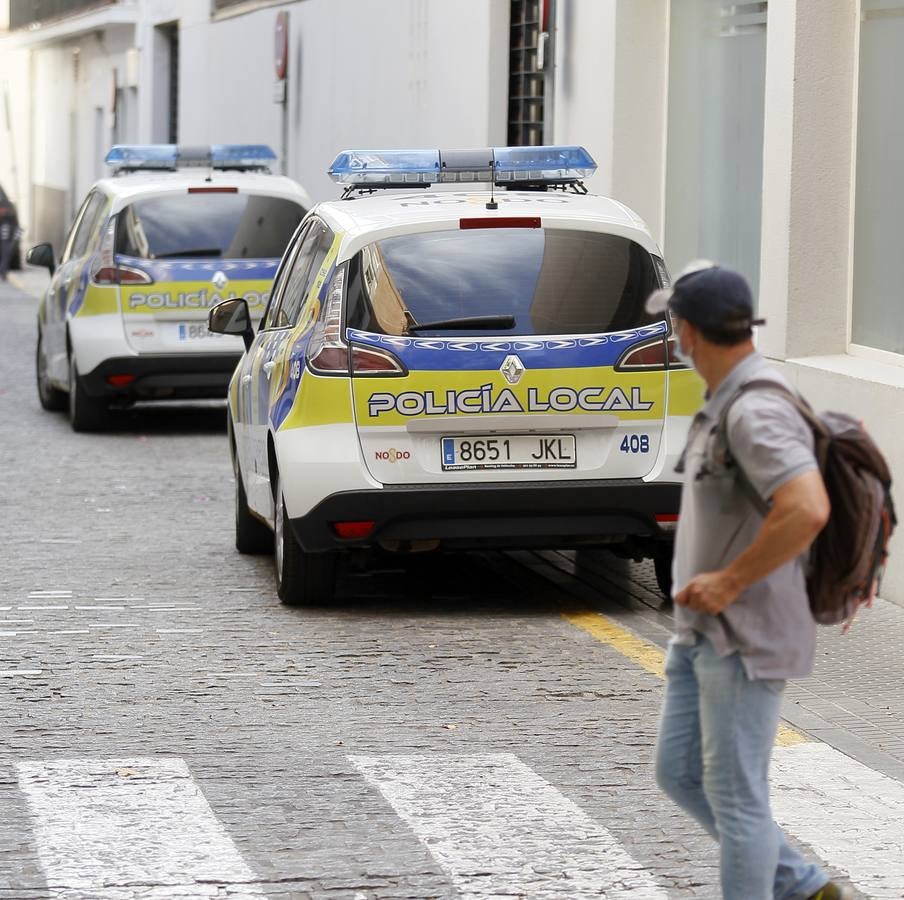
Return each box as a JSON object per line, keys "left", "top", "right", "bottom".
{"left": 620, "top": 434, "right": 650, "bottom": 454}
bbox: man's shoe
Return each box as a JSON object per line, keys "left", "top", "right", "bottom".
{"left": 807, "top": 882, "right": 854, "bottom": 900}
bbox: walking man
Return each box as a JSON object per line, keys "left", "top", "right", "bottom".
{"left": 649, "top": 263, "right": 850, "bottom": 900}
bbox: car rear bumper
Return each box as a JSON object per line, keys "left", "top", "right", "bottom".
{"left": 82, "top": 353, "right": 241, "bottom": 400}
{"left": 289, "top": 478, "right": 681, "bottom": 552}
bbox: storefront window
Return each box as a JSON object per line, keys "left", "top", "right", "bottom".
{"left": 851, "top": 1, "right": 904, "bottom": 355}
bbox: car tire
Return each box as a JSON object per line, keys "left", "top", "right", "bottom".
{"left": 653, "top": 545, "right": 674, "bottom": 602}
{"left": 234, "top": 457, "right": 271, "bottom": 554}
{"left": 68, "top": 354, "right": 108, "bottom": 432}
{"left": 274, "top": 478, "right": 336, "bottom": 606}
{"left": 36, "top": 331, "right": 66, "bottom": 411}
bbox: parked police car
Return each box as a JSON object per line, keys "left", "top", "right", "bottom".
{"left": 208, "top": 146, "right": 702, "bottom": 605}
{"left": 28, "top": 145, "right": 311, "bottom": 431}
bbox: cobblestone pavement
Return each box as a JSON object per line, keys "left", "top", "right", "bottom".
{"left": 0, "top": 278, "right": 900, "bottom": 899}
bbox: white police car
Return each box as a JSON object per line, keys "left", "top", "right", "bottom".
{"left": 29, "top": 144, "right": 311, "bottom": 431}
{"left": 208, "top": 146, "right": 702, "bottom": 605}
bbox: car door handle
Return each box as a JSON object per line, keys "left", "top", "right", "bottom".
{"left": 262, "top": 361, "right": 276, "bottom": 379}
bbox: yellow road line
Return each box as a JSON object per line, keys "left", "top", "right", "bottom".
{"left": 561, "top": 610, "right": 809, "bottom": 747}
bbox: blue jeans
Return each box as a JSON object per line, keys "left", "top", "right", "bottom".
{"left": 655, "top": 635, "right": 827, "bottom": 900}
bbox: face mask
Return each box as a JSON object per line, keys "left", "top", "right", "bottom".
{"left": 673, "top": 325, "right": 695, "bottom": 368}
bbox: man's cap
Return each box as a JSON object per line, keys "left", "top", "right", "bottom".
{"left": 646, "top": 260, "right": 765, "bottom": 335}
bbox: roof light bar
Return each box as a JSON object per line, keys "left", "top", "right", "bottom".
{"left": 105, "top": 144, "right": 277, "bottom": 173}
{"left": 327, "top": 145, "right": 597, "bottom": 189}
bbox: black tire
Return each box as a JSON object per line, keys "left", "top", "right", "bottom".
{"left": 234, "top": 455, "right": 271, "bottom": 554}
{"left": 68, "top": 354, "right": 108, "bottom": 432}
{"left": 274, "top": 479, "right": 336, "bottom": 606}
{"left": 36, "top": 331, "right": 66, "bottom": 411}
{"left": 654, "top": 545, "right": 674, "bottom": 601}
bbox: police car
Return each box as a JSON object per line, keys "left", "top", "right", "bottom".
{"left": 208, "top": 146, "right": 702, "bottom": 605}
{"left": 28, "top": 144, "right": 311, "bottom": 431}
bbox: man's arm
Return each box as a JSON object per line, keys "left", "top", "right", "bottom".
{"left": 675, "top": 469, "right": 830, "bottom": 615}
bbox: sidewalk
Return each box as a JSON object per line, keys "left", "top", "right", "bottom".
{"left": 6, "top": 267, "right": 49, "bottom": 299}
{"left": 523, "top": 548, "right": 904, "bottom": 785}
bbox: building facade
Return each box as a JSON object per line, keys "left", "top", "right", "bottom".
{"left": 3, "top": 0, "right": 904, "bottom": 603}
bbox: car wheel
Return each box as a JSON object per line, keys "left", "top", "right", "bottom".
{"left": 653, "top": 544, "right": 674, "bottom": 601}
{"left": 274, "top": 478, "right": 336, "bottom": 606}
{"left": 234, "top": 454, "right": 271, "bottom": 554}
{"left": 68, "top": 354, "right": 108, "bottom": 432}
{"left": 36, "top": 331, "right": 66, "bottom": 411}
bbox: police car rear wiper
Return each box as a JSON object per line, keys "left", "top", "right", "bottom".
{"left": 406, "top": 315, "right": 516, "bottom": 333}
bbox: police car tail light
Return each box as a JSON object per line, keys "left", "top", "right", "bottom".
{"left": 332, "top": 520, "right": 376, "bottom": 539}
{"left": 350, "top": 345, "right": 405, "bottom": 376}
{"left": 91, "top": 219, "right": 153, "bottom": 286}
{"left": 616, "top": 338, "right": 688, "bottom": 371}
{"left": 306, "top": 266, "right": 350, "bottom": 374}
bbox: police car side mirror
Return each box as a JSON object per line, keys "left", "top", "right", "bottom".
{"left": 208, "top": 298, "right": 253, "bottom": 351}
{"left": 26, "top": 243, "right": 55, "bottom": 276}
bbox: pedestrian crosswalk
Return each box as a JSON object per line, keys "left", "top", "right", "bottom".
{"left": 11, "top": 746, "right": 903, "bottom": 899}
{"left": 351, "top": 752, "right": 668, "bottom": 900}
{"left": 15, "top": 758, "right": 265, "bottom": 899}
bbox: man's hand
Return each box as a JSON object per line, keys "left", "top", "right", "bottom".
{"left": 674, "top": 471, "right": 829, "bottom": 616}
{"left": 674, "top": 570, "right": 742, "bottom": 615}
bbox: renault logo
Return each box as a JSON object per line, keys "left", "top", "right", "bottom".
{"left": 211, "top": 271, "right": 228, "bottom": 290}
{"left": 500, "top": 354, "right": 525, "bottom": 385}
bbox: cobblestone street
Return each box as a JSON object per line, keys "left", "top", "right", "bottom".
{"left": 1, "top": 275, "right": 902, "bottom": 899}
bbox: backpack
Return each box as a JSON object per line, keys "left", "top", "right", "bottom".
{"left": 720, "top": 379, "right": 897, "bottom": 627}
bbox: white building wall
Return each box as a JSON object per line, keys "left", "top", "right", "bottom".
{"left": 179, "top": 0, "right": 509, "bottom": 203}
{"left": 552, "top": 0, "right": 616, "bottom": 199}
{"left": 0, "top": 32, "right": 32, "bottom": 236}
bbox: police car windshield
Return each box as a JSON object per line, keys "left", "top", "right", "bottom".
{"left": 346, "top": 228, "right": 661, "bottom": 337}
{"left": 116, "top": 193, "right": 305, "bottom": 260}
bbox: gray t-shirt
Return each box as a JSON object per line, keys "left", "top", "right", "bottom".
{"left": 672, "top": 352, "right": 819, "bottom": 679}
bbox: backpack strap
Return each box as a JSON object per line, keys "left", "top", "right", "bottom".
{"left": 716, "top": 378, "right": 824, "bottom": 515}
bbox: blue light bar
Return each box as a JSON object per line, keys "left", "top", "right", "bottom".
{"left": 493, "top": 145, "right": 597, "bottom": 183}
{"left": 106, "top": 144, "right": 277, "bottom": 172}
{"left": 328, "top": 150, "right": 441, "bottom": 185}
{"left": 327, "top": 145, "right": 597, "bottom": 188}
{"left": 105, "top": 145, "right": 178, "bottom": 170}
{"left": 210, "top": 144, "right": 277, "bottom": 169}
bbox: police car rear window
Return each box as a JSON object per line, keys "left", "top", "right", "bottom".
{"left": 116, "top": 194, "right": 305, "bottom": 260}
{"left": 346, "top": 229, "right": 661, "bottom": 337}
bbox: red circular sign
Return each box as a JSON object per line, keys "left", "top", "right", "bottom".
{"left": 274, "top": 11, "right": 289, "bottom": 80}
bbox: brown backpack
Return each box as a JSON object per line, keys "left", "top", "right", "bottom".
{"left": 721, "top": 380, "right": 897, "bottom": 626}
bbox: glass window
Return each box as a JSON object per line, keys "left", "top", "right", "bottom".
{"left": 115, "top": 193, "right": 305, "bottom": 260}
{"left": 346, "top": 228, "right": 660, "bottom": 337}
{"left": 270, "top": 221, "right": 334, "bottom": 329}
{"left": 261, "top": 225, "right": 306, "bottom": 330}
{"left": 63, "top": 192, "right": 105, "bottom": 262}
{"left": 851, "top": 1, "right": 904, "bottom": 354}
{"left": 664, "top": 0, "right": 768, "bottom": 300}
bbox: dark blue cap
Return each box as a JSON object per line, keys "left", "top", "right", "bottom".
{"left": 668, "top": 265, "right": 764, "bottom": 335}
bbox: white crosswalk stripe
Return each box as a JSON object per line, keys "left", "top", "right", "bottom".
{"left": 15, "top": 757, "right": 264, "bottom": 899}
{"left": 772, "top": 743, "right": 904, "bottom": 900}
{"left": 349, "top": 752, "right": 669, "bottom": 900}
{"left": 12, "top": 747, "right": 903, "bottom": 898}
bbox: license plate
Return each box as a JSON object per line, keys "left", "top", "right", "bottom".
{"left": 441, "top": 434, "right": 576, "bottom": 470}
{"left": 176, "top": 322, "right": 225, "bottom": 342}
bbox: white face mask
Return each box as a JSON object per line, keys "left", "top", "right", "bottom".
{"left": 673, "top": 323, "right": 695, "bottom": 368}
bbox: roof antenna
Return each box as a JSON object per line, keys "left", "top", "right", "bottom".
{"left": 486, "top": 150, "right": 498, "bottom": 210}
